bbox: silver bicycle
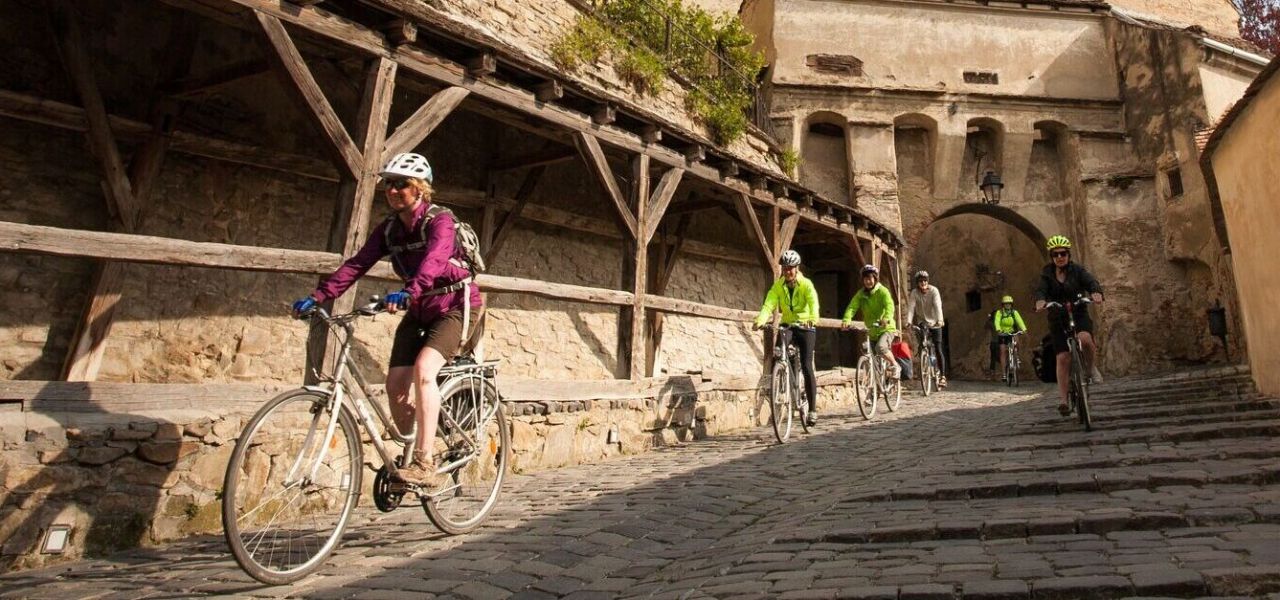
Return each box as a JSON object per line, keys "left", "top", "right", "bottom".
{"left": 854, "top": 332, "right": 902, "bottom": 418}
{"left": 221, "top": 297, "right": 509, "bottom": 584}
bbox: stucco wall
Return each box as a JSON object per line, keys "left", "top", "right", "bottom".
{"left": 1108, "top": 0, "right": 1242, "bottom": 37}
{"left": 770, "top": 0, "right": 1119, "bottom": 99}
{"left": 1209, "top": 71, "right": 1280, "bottom": 396}
{"left": 1199, "top": 61, "right": 1257, "bottom": 122}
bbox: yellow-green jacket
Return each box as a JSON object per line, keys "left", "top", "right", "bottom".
{"left": 755, "top": 274, "right": 820, "bottom": 327}
{"left": 994, "top": 308, "right": 1027, "bottom": 335}
{"left": 843, "top": 283, "right": 897, "bottom": 339}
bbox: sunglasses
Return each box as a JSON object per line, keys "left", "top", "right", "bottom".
{"left": 385, "top": 179, "right": 414, "bottom": 191}
{"left": 1050, "top": 251, "right": 1070, "bottom": 258}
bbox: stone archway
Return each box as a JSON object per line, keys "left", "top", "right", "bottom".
{"left": 912, "top": 205, "right": 1047, "bottom": 379}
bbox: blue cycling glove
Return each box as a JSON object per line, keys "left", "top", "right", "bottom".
{"left": 292, "top": 296, "right": 317, "bottom": 316}
{"left": 384, "top": 290, "right": 412, "bottom": 309}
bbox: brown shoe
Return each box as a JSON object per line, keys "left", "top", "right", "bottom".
{"left": 1057, "top": 403, "right": 1071, "bottom": 416}
{"left": 394, "top": 454, "right": 442, "bottom": 489}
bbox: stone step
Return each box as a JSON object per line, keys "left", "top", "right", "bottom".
{"left": 967, "top": 419, "right": 1280, "bottom": 453}
{"left": 1091, "top": 379, "right": 1257, "bottom": 401}
{"left": 1089, "top": 398, "right": 1280, "bottom": 421}
{"left": 956, "top": 442, "right": 1280, "bottom": 477}
{"left": 1012, "top": 407, "right": 1280, "bottom": 438}
{"left": 1092, "top": 386, "right": 1258, "bottom": 407}
{"left": 838, "top": 462, "right": 1280, "bottom": 504}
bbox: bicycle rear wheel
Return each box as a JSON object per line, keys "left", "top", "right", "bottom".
{"left": 222, "top": 389, "right": 362, "bottom": 585}
{"left": 769, "top": 360, "right": 793, "bottom": 443}
{"left": 855, "top": 355, "right": 877, "bottom": 419}
{"left": 423, "top": 376, "right": 510, "bottom": 534}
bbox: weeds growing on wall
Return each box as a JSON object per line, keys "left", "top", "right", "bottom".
{"left": 778, "top": 147, "right": 801, "bottom": 178}
{"left": 551, "top": 0, "right": 765, "bottom": 145}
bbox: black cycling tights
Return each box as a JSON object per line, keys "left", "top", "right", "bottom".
{"left": 781, "top": 327, "right": 818, "bottom": 412}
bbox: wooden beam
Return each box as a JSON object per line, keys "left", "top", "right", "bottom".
{"left": 573, "top": 132, "right": 637, "bottom": 238}
{"left": 484, "top": 165, "right": 545, "bottom": 263}
{"left": 49, "top": 3, "right": 137, "bottom": 231}
{"left": 592, "top": 104, "right": 617, "bottom": 126}
{"left": 533, "top": 80, "right": 563, "bottom": 102}
{"left": 641, "top": 167, "right": 685, "bottom": 246}
{"left": 0, "top": 221, "right": 642, "bottom": 306}
{"left": 488, "top": 147, "right": 575, "bottom": 174}
{"left": 163, "top": 59, "right": 271, "bottom": 99}
{"left": 665, "top": 197, "right": 724, "bottom": 216}
{"left": 332, "top": 56, "right": 397, "bottom": 257}
{"left": 380, "top": 18, "right": 417, "bottom": 46}
{"left": 778, "top": 213, "right": 801, "bottom": 257}
{"left": 381, "top": 85, "right": 470, "bottom": 162}
{"left": 465, "top": 51, "right": 497, "bottom": 78}
{"left": 733, "top": 193, "right": 775, "bottom": 271}
{"left": 255, "top": 11, "right": 362, "bottom": 177}
{"left": 640, "top": 124, "right": 662, "bottom": 144}
{"left": 684, "top": 144, "right": 706, "bottom": 163}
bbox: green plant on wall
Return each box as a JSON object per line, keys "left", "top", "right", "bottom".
{"left": 778, "top": 147, "right": 801, "bottom": 177}
{"left": 552, "top": 0, "right": 765, "bottom": 145}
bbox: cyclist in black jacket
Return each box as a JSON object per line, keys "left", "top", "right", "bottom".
{"left": 1034, "top": 235, "right": 1104, "bottom": 415}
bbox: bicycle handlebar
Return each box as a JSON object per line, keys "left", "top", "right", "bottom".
{"left": 293, "top": 295, "right": 389, "bottom": 323}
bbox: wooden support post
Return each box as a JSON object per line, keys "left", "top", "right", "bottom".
{"left": 484, "top": 165, "right": 545, "bottom": 264}
{"left": 778, "top": 213, "right": 800, "bottom": 259}
{"left": 309, "top": 56, "right": 397, "bottom": 380}
{"left": 53, "top": 4, "right": 193, "bottom": 381}
{"left": 381, "top": 86, "right": 470, "bottom": 163}
{"left": 641, "top": 167, "right": 685, "bottom": 246}
{"left": 621, "top": 154, "right": 650, "bottom": 380}
{"left": 733, "top": 193, "right": 775, "bottom": 273}
{"left": 255, "top": 11, "right": 362, "bottom": 177}
{"left": 573, "top": 132, "right": 637, "bottom": 238}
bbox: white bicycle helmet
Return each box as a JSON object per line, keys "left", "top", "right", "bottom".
{"left": 380, "top": 152, "right": 434, "bottom": 183}
{"left": 915, "top": 270, "right": 929, "bottom": 281}
{"left": 779, "top": 249, "right": 802, "bottom": 267}
{"left": 861, "top": 264, "right": 879, "bottom": 276}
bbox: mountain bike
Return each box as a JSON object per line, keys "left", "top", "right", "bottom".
{"left": 1045, "top": 296, "right": 1093, "bottom": 431}
{"left": 763, "top": 323, "right": 810, "bottom": 443}
{"left": 222, "top": 297, "right": 509, "bottom": 584}
{"left": 1002, "top": 330, "right": 1024, "bottom": 387}
{"left": 854, "top": 331, "right": 901, "bottom": 418}
{"left": 913, "top": 324, "right": 942, "bottom": 396}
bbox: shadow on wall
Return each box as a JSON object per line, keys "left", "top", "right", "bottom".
{"left": 1, "top": 383, "right": 231, "bottom": 572}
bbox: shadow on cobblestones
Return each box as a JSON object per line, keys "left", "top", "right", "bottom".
{"left": 5, "top": 370, "right": 1278, "bottom": 599}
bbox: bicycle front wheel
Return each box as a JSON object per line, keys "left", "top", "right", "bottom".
{"left": 919, "top": 351, "right": 934, "bottom": 397}
{"left": 855, "top": 355, "right": 877, "bottom": 419}
{"left": 1008, "top": 346, "right": 1020, "bottom": 387}
{"left": 770, "top": 360, "right": 793, "bottom": 443}
{"left": 222, "top": 389, "right": 363, "bottom": 585}
{"left": 882, "top": 358, "right": 902, "bottom": 413}
{"left": 1070, "top": 361, "right": 1092, "bottom": 432}
{"left": 424, "top": 376, "right": 510, "bottom": 534}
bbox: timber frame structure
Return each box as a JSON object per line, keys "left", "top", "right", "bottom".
{"left": 0, "top": 0, "right": 904, "bottom": 392}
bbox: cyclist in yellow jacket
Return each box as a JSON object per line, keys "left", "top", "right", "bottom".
{"left": 993, "top": 295, "right": 1027, "bottom": 382}
{"left": 753, "top": 249, "right": 820, "bottom": 425}
{"left": 842, "top": 264, "right": 900, "bottom": 380}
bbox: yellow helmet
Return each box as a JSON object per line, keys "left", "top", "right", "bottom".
{"left": 1046, "top": 235, "right": 1072, "bottom": 251}
{"left": 1001, "top": 295, "right": 1014, "bottom": 304}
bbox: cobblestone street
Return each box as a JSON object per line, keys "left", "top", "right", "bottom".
{"left": 3, "top": 366, "right": 1278, "bottom": 599}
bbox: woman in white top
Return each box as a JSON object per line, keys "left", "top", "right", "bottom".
{"left": 904, "top": 270, "right": 947, "bottom": 388}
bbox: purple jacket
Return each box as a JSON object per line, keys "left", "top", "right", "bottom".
{"left": 313, "top": 201, "right": 482, "bottom": 322}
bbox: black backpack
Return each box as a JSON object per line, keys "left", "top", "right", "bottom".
{"left": 383, "top": 205, "right": 485, "bottom": 286}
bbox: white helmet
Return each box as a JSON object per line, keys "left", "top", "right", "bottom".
{"left": 380, "top": 152, "right": 433, "bottom": 183}
{"left": 779, "top": 249, "right": 802, "bottom": 267}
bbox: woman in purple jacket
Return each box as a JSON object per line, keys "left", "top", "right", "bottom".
{"left": 292, "top": 152, "right": 484, "bottom": 489}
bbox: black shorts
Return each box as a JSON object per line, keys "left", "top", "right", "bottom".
{"left": 389, "top": 308, "right": 484, "bottom": 368}
{"left": 1049, "top": 310, "right": 1092, "bottom": 354}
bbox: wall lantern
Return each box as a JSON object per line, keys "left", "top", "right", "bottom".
{"left": 979, "top": 170, "right": 1004, "bottom": 205}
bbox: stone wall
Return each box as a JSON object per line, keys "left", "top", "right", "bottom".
{"left": 0, "top": 374, "right": 859, "bottom": 570}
